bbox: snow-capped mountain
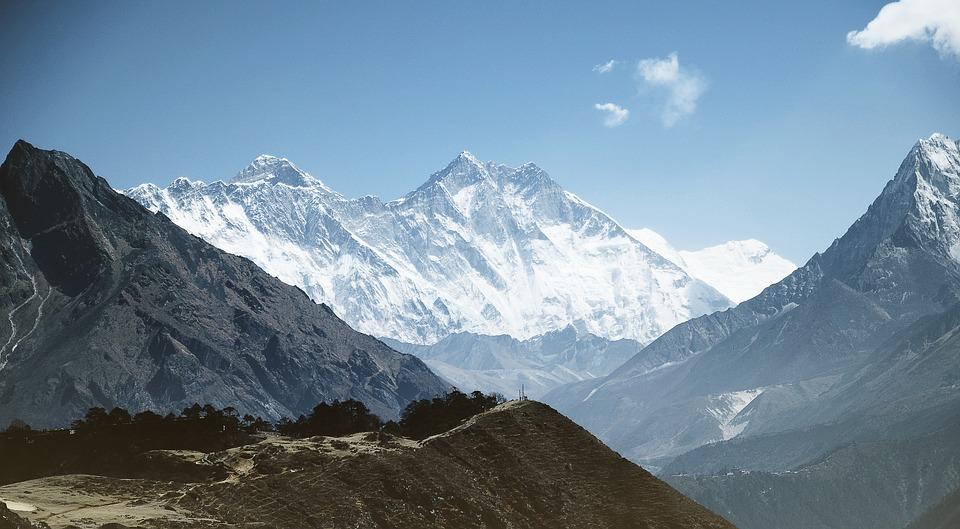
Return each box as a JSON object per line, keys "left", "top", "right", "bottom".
{"left": 127, "top": 152, "right": 732, "bottom": 345}
{"left": 628, "top": 229, "right": 796, "bottom": 303}
{"left": 546, "top": 133, "right": 960, "bottom": 470}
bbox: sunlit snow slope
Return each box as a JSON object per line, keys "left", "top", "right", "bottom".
{"left": 628, "top": 229, "right": 796, "bottom": 303}
{"left": 127, "top": 152, "right": 733, "bottom": 344}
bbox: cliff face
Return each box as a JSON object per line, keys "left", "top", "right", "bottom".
{"left": 0, "top": 401, "right": 736, "bottom": 529}
{"left": 0, "top": 140, "right": 447, "bottom": 427}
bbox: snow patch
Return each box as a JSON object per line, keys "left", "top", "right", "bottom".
{"left": 706, "top": 388, "right": 764, "bottom": 440}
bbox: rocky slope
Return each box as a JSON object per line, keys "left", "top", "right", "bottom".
{"left": 126, "top": 151, "right": 733, "bottom": 345}
{"left": 383, "top": 326, "right": 642, "bottom": 398}
{"left": 0, "top": 141, "right": 447, "bottom": 427}
{"left": 0, "top": 401, "right": 735, "bottom": 529}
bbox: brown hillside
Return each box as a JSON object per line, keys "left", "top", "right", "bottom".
{"left": 0, "top": 401, "right": 735, "bottom": 529}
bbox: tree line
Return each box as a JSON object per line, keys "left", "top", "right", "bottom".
{"left": 275, "top": 389, "right": 504, "bottom": 439}
{"left": 0, "top": 389, "right": 505, "bottom": 485}
{"left": 4, "top": 389, "right": 505, "bottom": 440}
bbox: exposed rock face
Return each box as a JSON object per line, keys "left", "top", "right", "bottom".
{"left": 0, "top": 401, "right": 736, "bottom": 529}
{"left": 0, "top": 141, "right": 448, "bottom": 427}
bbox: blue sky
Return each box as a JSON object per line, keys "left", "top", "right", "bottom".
{"left": 1, "top": 1, "right": 958, "bottom": 262}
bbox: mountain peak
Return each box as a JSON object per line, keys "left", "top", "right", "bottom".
{"left": 915, "top": 132, "right": 960, "bottom": 175}
{"left": 921, "top": 132, "right": 954, "bottom": 146}
{"left": 415, "top": 150, "right": 492, "bottom": 196}
{"left": 446, "top": 150, "right": 487, "bottom": 174}
{"left": 890, "top": 132, "right": 960, "bottom": 200}
{"left": 253, "top": 153, "right": 279, "bottom": 163}
{"left": 908, "top": 131, "right": 957, "bottom": 159}
{"left": 456, "top": 150, "right": 481, "bottom": 164}
{"left": 232, "top": 155, "right": 332, "bottom": 191}
{"left": 813, "top": 133, "right": 960, "bottom": 282}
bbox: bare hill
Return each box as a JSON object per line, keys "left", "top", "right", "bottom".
{"left": 0, "top": 401, "right": 735, "bottom": 529}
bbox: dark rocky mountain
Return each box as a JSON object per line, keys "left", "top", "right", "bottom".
{"left": 0, "top": 140, "right": 448, "bottom": 428}
{"left": 0, "top": 401, "right": 736, "bottom": 529}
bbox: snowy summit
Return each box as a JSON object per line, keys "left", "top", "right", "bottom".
{"left": 126, "top": 151, "right": 752, "bottom": 345}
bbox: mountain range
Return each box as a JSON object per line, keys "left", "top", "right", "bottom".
{"left": 0, "top": 141, "right": 447, "bottom": 428}
{"left": 544, "top": 133, "right": 960, "bottom": 529}
{"left": 126, "top": 152, "right": 794, "bottom": 347}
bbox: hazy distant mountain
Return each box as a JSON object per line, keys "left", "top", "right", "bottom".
{"left": 383, "top": 326, "right": 642, "bottom": 398}
{"left": 0, "top": 141, "right": 447, "bottom": 427}
{"left": 126, "top": 151, "right": 732, "bottom": 345}
{"left": 628, "top": 228, "right": 796, "bottom": 303}
{"left": 545, "top": 133, "right": 960, "bottom": 527}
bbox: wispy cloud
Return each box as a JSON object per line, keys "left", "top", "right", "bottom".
{"left": 847, "top": 0, "right": 960, "bottom": 59}
{"left": 592, "top": 60, "right": 618, "bottom": 74}
{"left": 594, "top": 103, "right": 630, "bottom": 127}
{"left": 636, "top": 52, "right": 706, "bottom": 127}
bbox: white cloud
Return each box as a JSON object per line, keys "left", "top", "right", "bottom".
{"left": 592, "top": 60, "right": 618, "bottom": 74}
{"left": 847, "top": 0, "right": 960, "bottom": 58}
{"left": 636, "top": 52, "right": 706, "bottom": 127}
{"left": 594, "top": 102, "right": 630, "bottom": 127}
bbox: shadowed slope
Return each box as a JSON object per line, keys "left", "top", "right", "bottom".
{"left": 0, "top": 140, "right": 448, "bottom": 426}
